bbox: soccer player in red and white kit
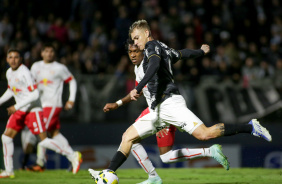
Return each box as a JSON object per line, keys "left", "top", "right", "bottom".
{"left": 0, "top": 49, "right": 80, "bottom": 178}
{"left": 29, "top": 44, "right": 82, "bottom": 173}
{"left": 101, "top": 39, "right": 228, "bottom": 184}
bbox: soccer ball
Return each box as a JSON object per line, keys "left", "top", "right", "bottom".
{"left": 95, "top": 169, "right": 119, "bottom": 184}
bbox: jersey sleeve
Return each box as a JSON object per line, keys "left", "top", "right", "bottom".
{"left": 23, "top": 68, "right": 37, "bottom": 92}
{"left": 60, "top": 65, "right": 73, "bottom": 83}
{"left": 30, "top": 63, "right": 37, "bottom": 82}
{"left": 0, "top": 89, "right": 13, "bottom": 106}
{"left": 145, "top": 41, "right": 161, "bottom": 60}
{"left": 170, "top": 49, "right": 182, "bottom": 64}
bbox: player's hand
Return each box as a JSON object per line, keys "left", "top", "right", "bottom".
{"left": 201, "top": 44, "right": 210, "bottom": 55}
{"left": 156, "top": 128, "right": 169, "bottom": 138}
{"left": 103, "top": 103, "right": 118, "bottom": 112}
{"left": 130, "top": 89, "right": 140, "bottom": 101}
{"left": 64, "top": 101, "right": 74, "bottom": 110}
{"left": 7, "top": 106, "right": 16, "bottom": 115}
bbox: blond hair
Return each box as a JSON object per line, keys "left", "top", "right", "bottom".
{"left": 129, "top": 19, "right": 151, "bottom": 37}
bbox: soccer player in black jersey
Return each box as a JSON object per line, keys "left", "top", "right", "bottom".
{"left": 101, "top": 40, "right": 230, "bottom": 184}
{"left": 89, "top": 20, "right": 272, "bottom": 182}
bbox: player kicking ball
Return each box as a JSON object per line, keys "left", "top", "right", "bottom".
{"left": 0, "top": 49, "right": 80, "bottom": 178}
{"left": 93, "top": 40, "right": 229, "bottom": 184}
{"left": 89, "top": 20, "right": 271, "bottom": 182}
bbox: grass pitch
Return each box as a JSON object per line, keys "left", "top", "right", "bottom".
{"left": 1, "top": 168, "right": 281, "bottom": 184}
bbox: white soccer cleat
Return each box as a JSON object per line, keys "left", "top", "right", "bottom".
{"left": 88, "top": 168, "right": 100, "bottom": 181}
{"left": 248, "top": 119, "right": 272, "bottom": 142}
{"left": 137, "top": 176, "right": 163, "bottom": 184}
{"left": 0, "top": 170, "right": 15, "bottom": 178}
{"left": 72, "top": 151, "right": 83, "bottom": 174}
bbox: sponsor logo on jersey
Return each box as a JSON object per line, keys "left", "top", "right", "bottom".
{"left": 11, "top": 86, "right": 22, "bottom": 95}
{"left": 40, "top": 78, "right": 53, "bottom": 86}
{"left": 180, "top": 122, "right": 187, "bottom": 129}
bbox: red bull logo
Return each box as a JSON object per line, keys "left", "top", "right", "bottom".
{"left": 11, "top": 86, "right": 22, "bottom": 95}
{"left": 40, "top": 78, "right": 53, "bottom": 86}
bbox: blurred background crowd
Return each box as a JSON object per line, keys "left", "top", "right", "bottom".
{"left": 0, "top": 0, "right": 282, "bottom": 84}
{"left": 0, "top": 0, "right": 282, "bottom": 122}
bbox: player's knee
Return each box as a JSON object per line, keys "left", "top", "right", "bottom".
{"left": 123, "top": 126, "right": 139, "bottom": 143}
{"left": 2, "top": 134, "right": 13, "bottom": 144}
{"left": 122, "top": 132, "right": 134, "bottom": 143}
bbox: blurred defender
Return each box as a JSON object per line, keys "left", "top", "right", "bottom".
{"left": 0, "top": 49, "right": 79, "bottom": 178}
{"left": 26, "top": 43, "right": 82, "bottom": 174}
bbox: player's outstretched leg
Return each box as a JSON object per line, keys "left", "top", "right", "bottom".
{"left": 210, "top": 144, "right": 229, "bottom": 170}
{"left": 52, "top": 133, "right": 82, "bottom": 173}
{"left": 71, "top": 151, "right": 83, "bottom": 174}
{"left": 131, "top": 143, "right": 162, "bottom": 184}
{"left": 27, "top": 137, "right": 82, "bottom": 174}
{"left": 248, "top": 119, "right": 272, "bottom": 142}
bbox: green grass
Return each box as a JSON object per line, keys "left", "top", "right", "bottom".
{"left": 1, "top": 168, "right": 281, "bottom": 184}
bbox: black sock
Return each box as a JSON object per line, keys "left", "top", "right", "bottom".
{"left": 108, "top": 151, "right": 127, "bottom": 171}
{"left": 224, "top": 124, "right": 253, "bottom": 136}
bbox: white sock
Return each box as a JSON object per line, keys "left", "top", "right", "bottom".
{"left": 36, "top": 143, "right": 46, "bottom": 167}
{"left": 53, "top": 133, "right": 74, "bottom": 161}
{"left": 203, "top": 148, "right": 211, "bottom": 157}
{"left": 131, "top": 143, "right": 159, "bottom": 178}
{"left": 160, "top": 148, "right": 206, "bottom": 164}
{"left": 38, "top": 138, "right": 74, "bottom": 162}
{"left": 2, "top": 134, "right": 14, "bottom": 173}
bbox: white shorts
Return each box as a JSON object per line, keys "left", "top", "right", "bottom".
{"left": 133, "top": 95, "right": 203, "bottom": 139}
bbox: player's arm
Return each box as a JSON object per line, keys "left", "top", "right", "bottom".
{"left": 173, "top": 44, "right": 210, "bottom": 64}
{"left": 103, "top": 91, "right": 143, "bottom": 112}
{"left": 64, "top": 76, "right": 77, "bottom": 110}
{"left": 8, "top": 73, "right": 39, "bottom": 115}
{"left": 61, "top": 64, "right": 77, "bottom": 110}
{"left": 9, "top": 89, "right": 39, "bottom": 115}
{"left": 0, "top": 89, "right": 13, "bottom": 106}
{"left": 131, "top": 56, "right": 160, "bottom": 100}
